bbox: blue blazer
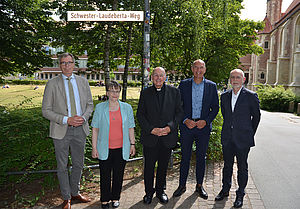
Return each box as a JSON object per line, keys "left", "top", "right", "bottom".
{"left": 178, "top": 78, "right": 219, "bottom": 133}
{"left": 91, "top": 100, "right": 135, "bottom": 160}
{"left": 220, "top": 87, "right": 261, "bottom": 149}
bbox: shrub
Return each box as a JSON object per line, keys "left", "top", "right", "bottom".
{"left": 257, "top": 85, "right": 295, "bottom": 112}
{"left": 207, "top": 110, "right": 223, "bottom": 161}
{"left": 1, "top": 79, "right": 48, "bottom": 85}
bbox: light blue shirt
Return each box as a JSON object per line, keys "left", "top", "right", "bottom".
{"left": 91, "top": 100, "right": 135, "bottom": 161}
{"left": 192, "top": 77, "right": 205, "bottom": 119}
{"left": 62, "top": 74, "right": 82, "bottom": 124}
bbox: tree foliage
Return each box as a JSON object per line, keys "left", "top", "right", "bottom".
{"left": 0, "top": 0, "right": 55, "bottom": 76}
{"left": 150, "top": 0, "right": 264, "bottom": 83}
{"left": 1, "top": 0, "right": 264, "bottom": 86}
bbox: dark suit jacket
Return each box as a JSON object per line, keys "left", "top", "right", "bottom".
{"left": 137, "top": 84, "right": 184, "bottom": 148}
{"left": 220, "top": 87, "right": 261, "bottom": 149}
{"left": 178, "top": 78, "right": 219, "bottom": 133}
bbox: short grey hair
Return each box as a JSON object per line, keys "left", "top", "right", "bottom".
{"left": 192, "top": 59, "right": 206, "bottom": 68}
{"left": 58, "top": 53, "right": 75, "bottom": 64}
{"left": 230, "top": 69, "right": 245, "bottom": 78}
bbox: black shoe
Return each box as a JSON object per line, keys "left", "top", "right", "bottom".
{"left": 101, "top": 202, "right": 110, "bottom": 209}
{"left": 215, "top": 190, "right": 229, "bottom": 201}
{"left": 195, "top": 185, "right": 208, "bottom": 199}
{"left": 233, "top": 196, "right": 243, "bottom": 208}
{"left": 143, "top": 194, "right": 153, "bottom": 204}
{"left": 173, "top": 185, "right": 186, "bottom": 197}
{"left": 156, "top": 192, "right": 168, "bottom": 204}
{"left": 112, "top": 200, "right": 120, "bottom": 208}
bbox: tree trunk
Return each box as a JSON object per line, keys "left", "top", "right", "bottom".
{"left": 103, "top": 0, "right": 118, "bottom": 85}
{"left": 122, "top": 23, "right": 133, "bottom": 102}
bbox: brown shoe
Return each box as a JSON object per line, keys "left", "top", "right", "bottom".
{"left": 62, "top": 200, "right": 71, "bottom": 209}
{"left": 71, "top": 194, "right": 91, "bottom": 203}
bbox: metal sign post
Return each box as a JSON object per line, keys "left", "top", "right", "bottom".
{"left": 142, "top": 0, "right": 150, "bottom": 89}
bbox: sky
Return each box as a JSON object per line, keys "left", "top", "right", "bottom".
{"left": 240, "top": 0, "right": 294, "bottom": 21}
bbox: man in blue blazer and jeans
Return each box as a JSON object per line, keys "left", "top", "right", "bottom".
{"left": 173, "top": 59, "right": 219, "bottom": 199}
{"left": 215, "top": 69, "right": 261, "bottom": 208}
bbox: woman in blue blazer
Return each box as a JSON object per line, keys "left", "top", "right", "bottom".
{"left": 91, "top": 81, "right": 136, "bottom": 209}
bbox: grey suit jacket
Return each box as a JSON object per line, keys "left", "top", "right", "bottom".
{"left": 42, "top": 74, "right": 94, "bottom": 139}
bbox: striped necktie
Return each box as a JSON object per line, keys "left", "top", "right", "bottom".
{"left": 67, "top": 77, "right": 77, "bottom": 116}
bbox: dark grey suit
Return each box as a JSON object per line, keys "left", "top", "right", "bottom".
{"left": 220, "top": 87, "right": 261, "bottom": 196}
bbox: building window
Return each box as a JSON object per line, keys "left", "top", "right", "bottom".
{"left": 116, "top": 74, "right": 120, "bottom": 80}
{"left": 96, "top": 74, "right": 99, "bottom": 80}
{"left": 45, "top": 74, "right": 48, "bottom": 79}
{"left": 41, "top": 74, "right": 44, "bottom": 79}
{"left": 55, "top": 74, "right": 58, "bottom": 77}
{"left": 101, "top": 74, "right": 104, "bottom": 80}
{"left": 132, "top": 75, "right": 136, "bottom": 80}
{"left": 260, "top": 72, "right": 265, "bottom": 79}
{"left": 50, "top": 74, "right": 52, "bottom": 79}
{"left": 78, "top": 59, "right": 87, "bottom": 68}
{"left": 264, "top": 41, "right": 269, "bottom": 49}
{"left": 87, "top": 74, "right": 90, "bottom": 80}
{"left": 91, "top": 74, "right": 95, "bottom": 80}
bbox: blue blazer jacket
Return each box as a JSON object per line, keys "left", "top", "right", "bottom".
{"left": 178, "top": 78, "right": 219, "bottom": 133}
{"left": 220, "top": 87, "right": 261, "bottom": 149}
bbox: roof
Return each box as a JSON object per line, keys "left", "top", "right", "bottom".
{"left": 274, "top": 0, "right": 300, "bottom": 28}
{"left": 284, "top": 0, "right": 300, "bottom": 15}
{"left": 259, "top": 16, "right": 273, "bottom": 34}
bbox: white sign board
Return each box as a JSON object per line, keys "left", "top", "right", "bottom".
{"left": 67, "top": 11, "right": 144, "bottom": 22}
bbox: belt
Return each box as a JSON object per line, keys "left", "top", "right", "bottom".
{"left": 191, "top": 118, "right": 201, "bottom": 122}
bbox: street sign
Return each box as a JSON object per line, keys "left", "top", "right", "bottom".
{"left": 67, "top": 11, "right": 144, "bottom": 22}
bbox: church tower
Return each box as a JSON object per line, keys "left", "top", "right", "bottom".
{"left": 266, "top": 0, "right": 282, "bottom": 27}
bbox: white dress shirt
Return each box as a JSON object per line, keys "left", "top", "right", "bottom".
{"left": 231, "top": 88, "right": 242, "bottom": 112}
{"left": 62, "top": 74, "right": 82, "bottom": 124}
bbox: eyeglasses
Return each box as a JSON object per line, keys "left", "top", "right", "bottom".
{"left": 60, "top": 61, "right": 74, "bottom": 66}
{"left": 109, "top": 90, "right": 120, "bottom": 94}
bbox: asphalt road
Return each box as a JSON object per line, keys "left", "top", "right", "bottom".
{"left": 249, "top": 110, "right": 300, "bottom": 209}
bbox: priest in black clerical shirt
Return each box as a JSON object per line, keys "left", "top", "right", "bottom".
{"left": 137, "top": 67, "right": 184, "bottom": 205}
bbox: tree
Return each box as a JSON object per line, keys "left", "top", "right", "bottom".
{"left": 150, "top": 0, "right": 264, "bottom": 83}
{"left": 0, "top": 0, "right": 55, "bottom": 76}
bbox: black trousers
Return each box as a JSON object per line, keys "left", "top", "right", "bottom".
{"left": 99, "top": 148, "right": 126, "bottom": 202}
{"left": 143, "top": 140, "right": 172, "bottom": 196}
{"left": 222, "top": 142, "right": 250, "bottom": 197}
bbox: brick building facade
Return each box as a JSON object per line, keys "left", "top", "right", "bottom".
{"left": 242, "top": 0, "right": 300, "bottom": 95}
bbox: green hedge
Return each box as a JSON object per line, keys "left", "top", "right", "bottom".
{"left": 0, "top": 79, "right": 142, "bottom": 87}
{"left": 1, "top": 97, "right": 223, "bottom": 188}
{"left": 256, "top": 85, "right": 296, "bottom": 112}
{"left": 1, "top": 79, "right": 48, "bottom": 85}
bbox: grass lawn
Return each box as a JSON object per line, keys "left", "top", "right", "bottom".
{"left": 0, "top": 85, "right": 142, "bottom": 108}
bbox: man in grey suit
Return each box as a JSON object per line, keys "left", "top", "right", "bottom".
{"left": 42, "top": 53, "right": 93, "bottom": 209}
{"left": 215, "top": 69, "right": 261, "bottom": 208}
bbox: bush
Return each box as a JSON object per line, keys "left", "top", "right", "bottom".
{"left": 0, "top": 104, "right": 55, "bottom": 186}
{"left": 257, "top": 85, "right": 296, "bottom": 112}
{"left": 207, "top": 110, "right": 223, "bottom": 161}
{"left": 1, "top": 79, "right": 48, "bottom": 85}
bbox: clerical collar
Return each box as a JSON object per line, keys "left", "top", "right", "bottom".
{"left": 155, "top": 84, "right": 165, "bottom": 92}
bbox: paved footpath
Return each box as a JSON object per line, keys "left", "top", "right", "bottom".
{"left": 35, "top": 162, "right": 265, "bottom": 209}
